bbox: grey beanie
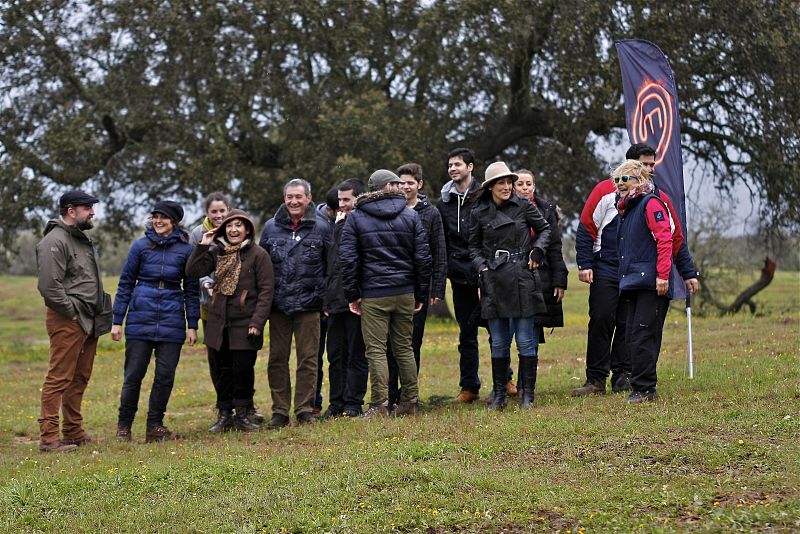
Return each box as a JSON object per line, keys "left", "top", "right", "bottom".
{"left": 367, "top": 169, "right": 402, "bottom": 191}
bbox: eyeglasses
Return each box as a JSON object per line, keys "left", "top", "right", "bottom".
{"left": 613, "top": 175, "right": 639, "bottom": 184}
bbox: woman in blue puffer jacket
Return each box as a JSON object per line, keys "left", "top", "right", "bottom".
{"left": 111, "top": 200, "right": 200, "bottom": 443}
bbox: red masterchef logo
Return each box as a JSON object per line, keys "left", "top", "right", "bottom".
{"left": 632, "top": 81, "right": 673, "bottom": 166}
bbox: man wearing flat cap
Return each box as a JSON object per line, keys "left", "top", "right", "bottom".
{"left": 35, "top": 189, "right": 113, "bottom": 452}
{"left": 339, "top": 170, "right": 432, "bottom": 418}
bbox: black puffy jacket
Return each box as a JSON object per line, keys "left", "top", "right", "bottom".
{"left": 436, "top": 178, "right": 481, "bottom": 285}
{"left": 340, "top": 191, "right": 431, "bottom": 304}
{"left": 259, "top": 202, "right": 331, "bottom": 315}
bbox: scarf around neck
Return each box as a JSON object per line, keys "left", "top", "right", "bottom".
{"left": 214, "top": 238, "right": 249, "bottom": 296}
{"left": 617, "top": 181, "right": 655, "bottom": 216}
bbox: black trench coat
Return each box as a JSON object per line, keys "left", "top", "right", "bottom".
{"left": 468, "top": 193, "right": 551, "bottom": 320}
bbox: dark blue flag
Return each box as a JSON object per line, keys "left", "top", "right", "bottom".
{"left": 616, "top": 39, "right": 687, "bottom": 299}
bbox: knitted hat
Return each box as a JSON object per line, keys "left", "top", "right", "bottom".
{"left": 152, "top": 200, "right": 184, "bottom": 222}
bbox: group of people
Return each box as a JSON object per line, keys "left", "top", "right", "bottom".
{"left": 33, "top": 143, "right": 698, "bottom": 452}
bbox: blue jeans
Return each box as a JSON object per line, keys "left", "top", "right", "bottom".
{"left": 118, "top": 339, "right": 181, "bottom": 428}
{"left": 487, "top": 317, "right": 538, "bottom": 359}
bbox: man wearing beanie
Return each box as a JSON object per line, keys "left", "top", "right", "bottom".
{"left": 35, "top": 189, "right": 112, "bottom": 452}
{"left": 339, "top": 170, "right": 432, "bottom": 418}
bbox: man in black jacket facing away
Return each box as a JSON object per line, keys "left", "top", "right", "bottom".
{"left": 340, "top": 170, "right": 432, "bottom": 418}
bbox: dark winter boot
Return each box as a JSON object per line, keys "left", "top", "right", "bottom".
{"left": 487, "top": 357, "right": 510, "bottom": 411}
{"left": 519, "top": 356, "right": 538, "bottom": 409}
{"left": 208, "top": 409, "right": 234, "bottom": 433}
{"left": 233, "top": 407, "right": 260, "bottom": 432}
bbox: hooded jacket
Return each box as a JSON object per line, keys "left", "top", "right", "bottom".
{"left": 113, "top": 226, "right": 200, "bottom": 344}
{"left": 36, "top": 219, "right": 105, "bottom": 335}
{"left": 186, "top": 210, "right": 274, "bottom": 351}
{"left": 259, "top": 202, "right": 331, "bottom": 315}
{"left": 436, "top": 178, "right": 481, "bottom": 285}
{"left": 340, "top": 191, "right": 432, "bottom": 304}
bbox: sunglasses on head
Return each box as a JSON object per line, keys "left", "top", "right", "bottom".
{"left": 613, "top": 175, "right": 639, "bottom": 184}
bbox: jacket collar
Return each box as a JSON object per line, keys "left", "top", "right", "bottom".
{"left": 274, "top": 202, "right": 318, "bottom": 229}
{"left": 440, "top": 177, "right": 480, "bottom": 203}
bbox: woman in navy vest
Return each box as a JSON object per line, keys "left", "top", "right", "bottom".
{"left": 111, "top": 201, "right": 200, "bottom": 442}
{"left": 614, "top": 160, "right": 684, "bottom": 403}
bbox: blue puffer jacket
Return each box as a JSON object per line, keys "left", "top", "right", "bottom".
{"left": 340, "top": 191, "right": 432, "bottom": 303}
{"left": 259, "top": 202, "right": 331, "bottom": 315}
{"left": 113, "top": 227, "right": 200, "bottom": 343}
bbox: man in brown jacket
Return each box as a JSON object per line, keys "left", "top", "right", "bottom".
{"left": 35, "top": 189, "right": 111, "bottom": 452}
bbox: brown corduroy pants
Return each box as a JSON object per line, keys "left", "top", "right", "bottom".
{"left": 267, "top": 311, "right": 320, "bottom": 417}
{"left": 39, "top": 308, "right": 97, "bottom": 443}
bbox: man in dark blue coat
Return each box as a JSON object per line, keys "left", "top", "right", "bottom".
{"left": 340, "top": 170, "right": 432, "bottom": 418}
{"left": 259, "top": 179, "right": 331, "bottom": 428}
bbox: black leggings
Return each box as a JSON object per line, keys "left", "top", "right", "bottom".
{"left": 208, "top": 329, "right": 257, "bottom": 410}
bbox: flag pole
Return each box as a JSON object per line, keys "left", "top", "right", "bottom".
{"left": 686, "top": 292, "right": 694, "bottom": 379}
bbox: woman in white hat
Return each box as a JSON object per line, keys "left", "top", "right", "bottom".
{"left": 468, "top": 162, "right": 551, "bottom": 410}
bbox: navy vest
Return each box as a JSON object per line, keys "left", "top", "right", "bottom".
{"left": 617, "top": 193, "right": 667, "bottom": 292}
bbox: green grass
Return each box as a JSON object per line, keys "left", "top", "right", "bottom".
{"left": 0, "top": 272, "right": 798, "bottom": 532}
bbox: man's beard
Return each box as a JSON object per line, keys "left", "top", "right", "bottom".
{"left": 76, "top": 218, "right": 94, "bottom": 231}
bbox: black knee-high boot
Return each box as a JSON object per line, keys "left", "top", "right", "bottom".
{"left": 519, "top": 356, "right": 537, "bottom": 409}
{"left": 487, "top": 357, "right": 510, "bottom": 410}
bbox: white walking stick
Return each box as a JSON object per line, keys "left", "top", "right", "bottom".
{"left": 686, "top": 292, "right": 694, "bottom": 379}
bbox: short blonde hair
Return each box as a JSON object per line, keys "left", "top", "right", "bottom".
{"left": 611, "top": 159, "right": 652, "bottom": 183}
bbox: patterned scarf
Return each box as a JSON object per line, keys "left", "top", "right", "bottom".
{"left": 214, "top": 239, "right": 249, "bottom": 296}
{"left": 617, "top": 181, "right": 655, "bottom": 216}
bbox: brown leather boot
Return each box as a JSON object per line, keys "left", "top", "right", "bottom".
{"left": 454, "top": 390, "right": 480, "bottom": 403}
{"left": 571, "top": 381, "right": 606, "bottom": 397}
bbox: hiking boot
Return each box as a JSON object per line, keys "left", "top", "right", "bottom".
{"left": 62, "top": 434, "right": 93, "bottom": 447}
{"left": 247, "top": 406, "right": 266, "bottom": 425}
{"left": 266, "top": 413, "right": 290, "bottom": 429}
{"left": 39, "top": 440, "right": 78, "bottom": 453}
{"left": 626, "top": 390, "right": 659, "bottom": 404}
{"left": 208, "top": 410, "right": 234, "bottom": 433}
{"left": 392, "top": 399, "right": 420, "bottom": 417}
{"left": 296, "top": 411, "right": 319, "bottom": 425}
{"left": 312, "top": 407, "right": 322, "bottom": 417}
{"left": 571, "top": 381, "right": 606, "bottom": 397}
{"left": 506, "top": 380, "right": 518, "bottom": 397}
{"left": 360, "top": 404, "right": 389, "bottom": 419}
{"left": 115, "top": 426, "right": 132, "bottom": 442}
{"left": 454, "top": 390, "right": 480, "bottom": 403}
{"left": 611, "top": 373, "right": 633, "bottom": 393}
{"left": 145, "top": 425, "right": 176, "bottom": 443}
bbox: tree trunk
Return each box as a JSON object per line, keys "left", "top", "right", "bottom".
{"left": 721, "top": 257, "right": 777, "bottom": 315}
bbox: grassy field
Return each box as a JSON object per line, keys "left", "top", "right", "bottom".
{"left": 0, "top": 272, "right": 798, "bottom": 533}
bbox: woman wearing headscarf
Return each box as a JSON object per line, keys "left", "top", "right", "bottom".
{"left": 468, "top": 162, "right": 550, "bottom": 410}
{"left": 186, "top": 210, "right": 274, "bottom": 431}
{"left": 111, "top": 201, "right": 200, "bottom": 443}
{"left": 614, "top": 159, "right": 698, "bottom": 403}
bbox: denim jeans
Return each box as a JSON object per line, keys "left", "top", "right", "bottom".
{"left": 118, "top": 339, "right": 181, "bottom": 428}
{"left": 451, "top": 282, "right": 481, "bottom": 393}
{"left": 487, "top": 316, "right": 538, "bottom": 359}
